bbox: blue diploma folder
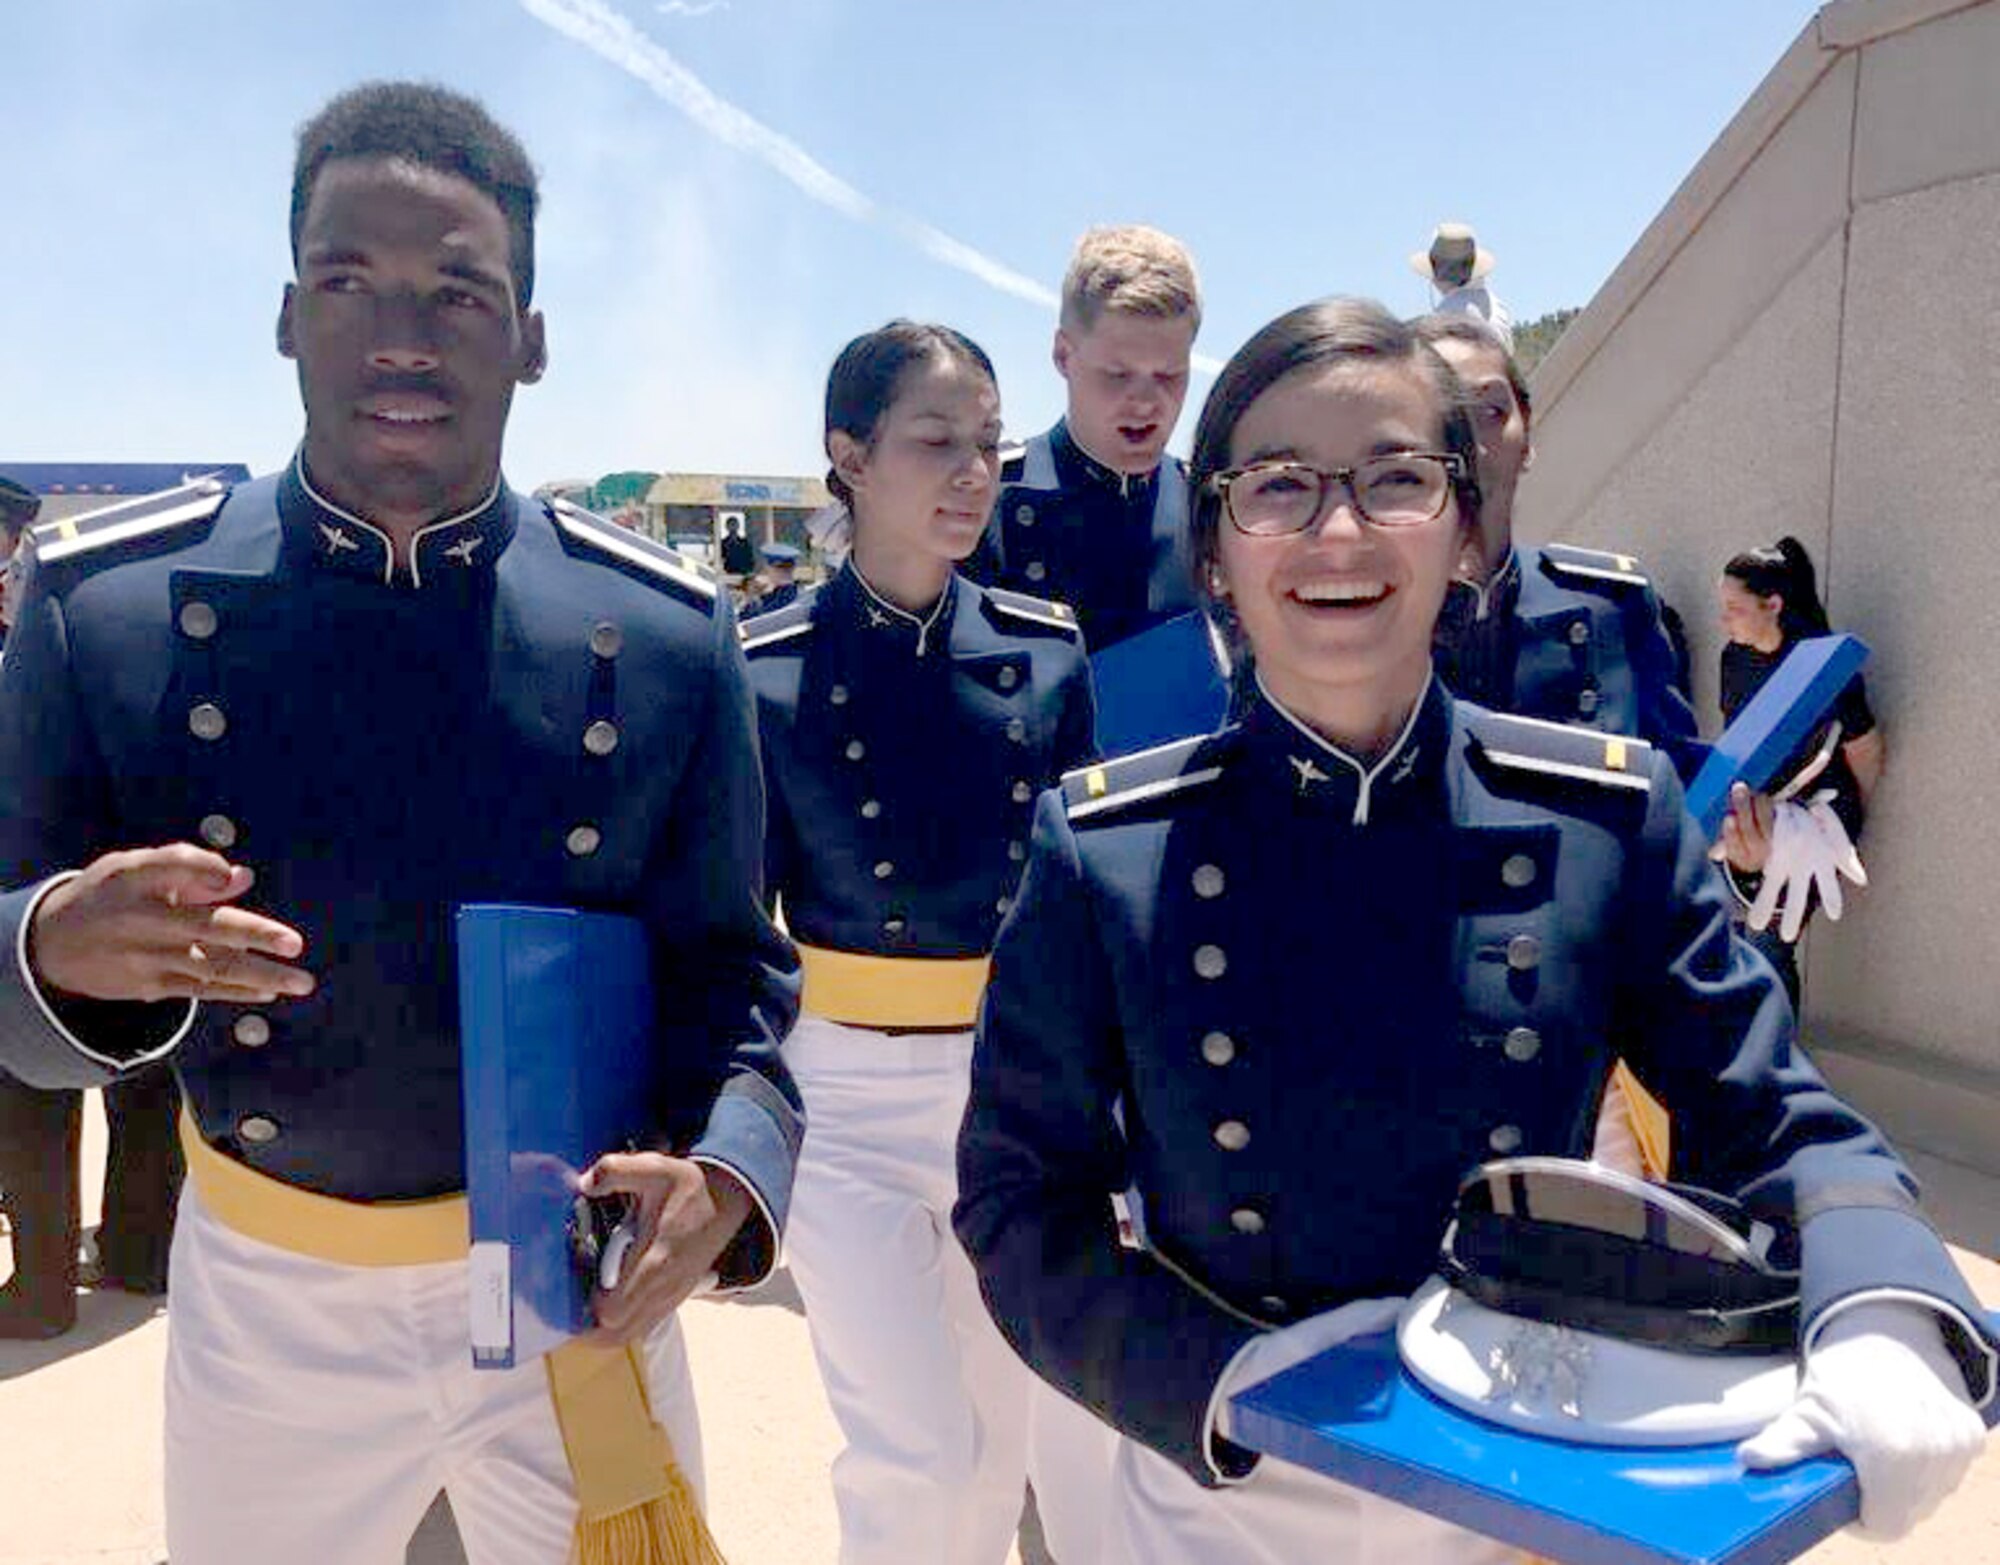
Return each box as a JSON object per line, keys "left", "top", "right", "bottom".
{"left": 457, "top": 904, "right": 657, "bottom": 1370}
{"left": 1089, "top": 610, "right": 1231, "bottom": 757}
{"left": 1683, "top": 634, "right": 1868, "bottom": 837}
{"left": 1231, "top": 1314, "right": 2000, "bottom": 1565}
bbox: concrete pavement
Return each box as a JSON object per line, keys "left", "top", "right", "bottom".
{"left": 1, "top": 1096, "right": 1994, "bottom": 1564}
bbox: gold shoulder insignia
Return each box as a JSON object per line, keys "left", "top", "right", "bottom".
{"left": 740, "top": 593, "right": 816, "bottom": 653}
{"left": 31, "top": 479, "right": 227, "bottom": 568}
{"left": 1468, "top": 709, "right": 1655, "bottom": 794}
{"left": 1060, "top": 732, "right": 1229, "bottom": 822}
{"left": 985, "top": 586, "right": 1081, "bottom": 637}
{"left": 547, "top": 498, "right": 718, "bottom": 604}
{"left": 1540, "top": 542, "right": 1652, "bottom": 589}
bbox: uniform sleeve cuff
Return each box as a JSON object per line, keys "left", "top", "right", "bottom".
{"left": 1805, "top": 1286, "right": 1998, "bottom": 1411}
{"left": 685, "top": 1070, "right": 802, "bottom": 1291}
{"left": 15, "top": 872, "right": 196, "bottom": 1078}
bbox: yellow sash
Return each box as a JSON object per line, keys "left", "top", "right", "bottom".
{"left": 795, "top": 943, "right": 990, "bottom": 1029}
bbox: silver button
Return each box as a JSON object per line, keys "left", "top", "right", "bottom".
{"left": 845, "top": 739, "right": 866, "bottom": 761}
{"left": 1230, "top": 1208, "right": 1266, "bottom": 1236}
{"left": 1012, "top": 781, "right": 1033, "bottom": 804}
{"left": 860, "top": 799, "right": 882, "bottom": 820}
{"left": 565, "top": 825, "right": 602, "bottom": 858}
{"left": 1192, "top": 864, "right": 1226, "bottom": 899}
{"left": 1260, "top": 1296, "right": 1291, "bottom": 1317}
{"left": 1008, "top": 842, "right": 1026, "bottom": 864}
{"left": 233, "top": 1014, "right": 271, "bottom": 1049}
{"left": 1025, "top": 562, "right": 1047, "bottom": 583}
{"left": 1506, "top": 934, "right": 1542, "bottom": 972}
{"left": 178, "top": 601, "right": 219, "bottom": 640}
{"left": 1213, "top": 1119, "right": 1251, "bottom": 1152}
{"left": 994, "top": 896, "right": 1011, "bottom": 915}
{"left": 1489, "top": 1123, "right": 1524, "bottom": 1154}
{"left": 1567, "top": 620, "right": 1590, "bottom": 646}
{"left": 1504, "top": 1027, "right": 1542, "bottom": 1062}
{"left": 1501, "top": 853, "right": 1537, "bottom": 890}
{"left": 1201, "top": 1031, "right": 1236, "bottom": 1067}
{"left": 1006, "top": 718, "right": 1027, "bottom": 743}
{"left": 997, "top": 667, "right": 1020, "bottom": 691}
{"left": 590, "top": 622, "right": 624, "bottom": 660}
{"left": 882, "top": 917, "right": 907, "bottom": 937}
{"left": 873, "top": 861, "right": 895, "bottom": 880}
{"left": 1577, "top": 688, "right": 1600, "bottom": 716}
{"left": 1015, "top": 505, "right": 1035, "bottom": 527}
{"left": 188, "top": 702, "right": 227, "bottom": 741}
{"left": 1193, "top": 944, "right": 1228, "bottom": 980}
{"left": 238, "top": 1114, "right": 280, "bottom": 1146}
{"left": 830, "top": 684, "right": 850, "bottom": 706}
{"left": 582, "top": 720, "right": 620, "bottom": 757}
{"left": 198, "top": 814, "right": 238, "bottom": 850}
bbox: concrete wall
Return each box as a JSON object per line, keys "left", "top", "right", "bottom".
{"left": 1524, "top": 0, "right": 2000, "bottom": 1170}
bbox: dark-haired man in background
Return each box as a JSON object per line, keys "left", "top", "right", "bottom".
{"left": 0, "top": 83, "right": 800, "bottom": 1563}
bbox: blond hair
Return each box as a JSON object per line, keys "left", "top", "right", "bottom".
{"left": 1059, "top": 225, "right": 1202, "bottom": 334}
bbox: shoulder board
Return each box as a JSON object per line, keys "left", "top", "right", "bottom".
{"left": 998, "top": 441, "right": 1028, "bottom": 482}
{"left": 739, "top": 592, "right": 816, "bottom": 653}
{"left": 1540, "top": 542, "right": 1652, "bottom": 589}
{"left": 1061, "top": 732, "right": 1230, "bottom": 822}
{"left": 30, "top": 479, "right": 227, "bottom": 569}
{"left": 1465, "top": 709, "right": 1654, "bottom": 794}
{"left": 547, "top": 498, "right": 718, "bottom": 605}
{"left": 984, "top": 586, "right": 1081, "bottom": 637}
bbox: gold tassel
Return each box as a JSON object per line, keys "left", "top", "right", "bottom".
{"left": 548, "top": 1341, "right": 729, "bottom": 1565}
{"left": 1609, "top": 1060, "right": 1673, "bottom": 1182}
{"left": 573, "top": 1458, "right": 727, "bottom": 1565}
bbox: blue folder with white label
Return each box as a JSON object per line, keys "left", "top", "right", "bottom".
{"left": 1230, "top": 1311, "right": 2000, "bottom": 1565}
{"left": 1682, "top": 634, "right": 1868, "bottom": 837}
{"left": 1089, "top": 610, "right": 1231, "bottom": 757}
{"left": 457, "top": 904, "right": 657, "bottom": 1370}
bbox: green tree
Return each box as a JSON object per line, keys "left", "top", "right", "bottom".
{"left": 1513, "top": 308, "right": 1579, "bottom": 377}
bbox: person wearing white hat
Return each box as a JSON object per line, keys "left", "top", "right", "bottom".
{"left": 1413, "top": 221, "right": 1514, "bottom": 351}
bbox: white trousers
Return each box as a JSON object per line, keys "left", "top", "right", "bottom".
{"left": 1028, "top": 1376, "right": 1119, "bottom": 1562}
{"left": 164, "top": 1185, "right": 702, "bottom": 1565}
{"left": 1107, "top": 1437, "right": 1526, "bottom": 1565}
{"left": 782, "top": 1014, "right": 1032, "bottom": 1565}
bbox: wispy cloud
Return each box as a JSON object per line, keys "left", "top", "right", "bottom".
{"left": 517, "top": 0, "right": 1055, "bottom": 308}
{"left": 656, "top": 1, "right": 728, "bottom": 14}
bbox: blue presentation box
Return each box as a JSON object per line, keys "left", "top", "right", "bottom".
{"left": 1682, "top": 634, "right": 1868, "bottom": 836}
{"left": 1231, "top": 1314, "right": 1999, "bottom": 1565}
{"left": 457, "top": 904, "right": 658, "bottom": 1370}
{"left": 1088, "top": 610, "right": 1231, "bottom": 757}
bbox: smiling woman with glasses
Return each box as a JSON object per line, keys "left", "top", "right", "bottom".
{"left": 955, "top": 296, "right": 1993, "bottom": 1563}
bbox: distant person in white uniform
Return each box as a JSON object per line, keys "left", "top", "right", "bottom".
{"left": 1411, "top": 221, "right": 1513, "bottom": 350}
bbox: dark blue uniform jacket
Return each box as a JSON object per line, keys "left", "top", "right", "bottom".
{"left": 743, "top": 565, "right": 1095, "bottom": 959}
{"left": 964, "top": 420, "right": 1193, "bottom": 656}
{"left": 1437, "top": 543, "right": 1698, "bottom": 769}
{"left": 956, "top": 675, "right": 1994, "bottom": 1482}
{"left": 0, "top": 466, "right": 802, "bottom": 1283}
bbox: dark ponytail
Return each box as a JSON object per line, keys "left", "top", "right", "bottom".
{"left": 1723, "top": 535, "right": 1830, "bottom": 640}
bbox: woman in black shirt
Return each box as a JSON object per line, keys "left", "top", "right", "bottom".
{"left": 1716, "top": 536, "right": 1884, "bottom": 997}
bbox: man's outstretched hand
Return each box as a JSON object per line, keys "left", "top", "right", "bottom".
{"left": 29, "top": 844, "right": 315, "bottom": 1006}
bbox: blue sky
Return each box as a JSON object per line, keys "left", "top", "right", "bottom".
{"left": 3, "top": 1, "right": 1824, "bottom": 489}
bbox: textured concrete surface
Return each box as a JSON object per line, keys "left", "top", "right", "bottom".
{"left": 1, "top": 1098, "right": 1995, "bottom": 1562}
{"left": 1526, "top": 0, "right": 2000, "bottom": 1169}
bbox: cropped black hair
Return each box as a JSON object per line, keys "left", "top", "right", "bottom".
{"left": 1724, "top": 536, "right": 1830, "bottom": 640}
{"left": 823, "top": 321, "right": 997, "bottom": 509}
{"left": 0, "top": 476, "right": 39, "bottom": 534}
{"left": 1188, "top": 297, "right": 1480, "bottom": 661}
{"left": 1410, "top": 313, "right": 1533, "bottom": 432}
{"left": 291, "top": 81, "right": 540, "bottom": 306}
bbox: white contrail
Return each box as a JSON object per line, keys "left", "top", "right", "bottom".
{"left": 517, "top": 0, "right": 1056, "bottom": 308}
{"left": 657, "top": 1, "right": 728, "bottom": 15}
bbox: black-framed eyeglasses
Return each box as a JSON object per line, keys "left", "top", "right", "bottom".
{"left": 1208, "top": 452, "right": 1466, "bottom": 535}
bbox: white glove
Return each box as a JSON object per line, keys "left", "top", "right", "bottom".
{"left": 1211, "top": 1296, "right": 1404, "bottom": 1445}
{"left": 1739, "top": 1299, "right": 1987, "bottom": 1540}
{"left": 1747, "top": 789, "right": 1867, "bottom": 942}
